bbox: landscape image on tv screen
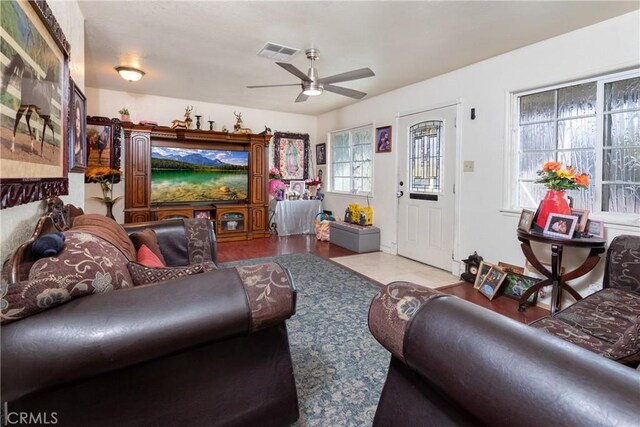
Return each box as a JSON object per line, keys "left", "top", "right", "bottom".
{"left": 151, "top": 147, "right": 249, "bottom": 203}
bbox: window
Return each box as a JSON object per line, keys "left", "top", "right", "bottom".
{"left": 513, "top": 71, "right": 639, "bottom": 217}
{"left": 409, "top": 121, "right": 443, "bottom": 193}
{"left": 330, "top": 125, "right": 373, "bottom": 194}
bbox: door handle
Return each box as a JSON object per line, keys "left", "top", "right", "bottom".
{"left": 396, "top": 191, "right": 404, "bottom": 198}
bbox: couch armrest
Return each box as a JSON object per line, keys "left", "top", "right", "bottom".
{"left": 371, "top": 282, "right": 640, "bottom": 426}
{"left": 1, "top": 265, "right": 295, "bottom": 402}
{"left": 123, "top": 218, "right": 217, "bottom": 265}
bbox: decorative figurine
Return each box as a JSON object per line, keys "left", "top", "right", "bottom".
{"left": 233, "top": 111, "right": 252, "bottom": 134}
{"left": 171, "top": 105, "right": 193, "bottom": 129}
{"left": 208, "top": 120, "right": 215, "bottom": 131}
{"left": 195, "top": 115, "right": 202, "bottom": 130}
{"left": 258, "top": 126, "right": 272, "bottom": 135}
{"left": 461, "top": 252, "right": 484, "bottom": 284}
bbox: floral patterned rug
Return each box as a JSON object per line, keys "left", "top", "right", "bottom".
{"left": 221, "top": 252, "right": 389, "bottom": 426}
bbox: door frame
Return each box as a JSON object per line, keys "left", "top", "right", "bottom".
{"left": 393, "top": 99, "right": 464, "bottom": 273}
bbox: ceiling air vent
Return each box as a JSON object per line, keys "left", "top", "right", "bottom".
{"left": 257, "top": 43, "right": 300, "bottom": 61}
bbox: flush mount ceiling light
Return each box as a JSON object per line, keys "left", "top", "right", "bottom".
{"left": 115, "top": 66, "right": 145, "bottom": 82}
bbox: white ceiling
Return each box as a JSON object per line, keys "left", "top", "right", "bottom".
{"left": 80, "top": 1, "right": 638, "bottom": 116}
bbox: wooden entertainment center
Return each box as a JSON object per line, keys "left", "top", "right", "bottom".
{"left": 122, "top": 124, "right": 270, "bottom": 242}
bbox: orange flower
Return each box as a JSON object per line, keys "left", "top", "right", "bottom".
{"left": 542, "top": 161, "right": 561, "bottom": 171}
{"left": 574, "top": 173, "right": 590, "bottom": 187}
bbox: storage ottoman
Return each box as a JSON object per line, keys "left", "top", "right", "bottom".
{"left": 330, "top": 221, "right": 380, "bottom": 253}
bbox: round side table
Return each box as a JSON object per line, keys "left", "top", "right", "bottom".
{"left": 516, "top": 230, "right": 606, "bottom": 314}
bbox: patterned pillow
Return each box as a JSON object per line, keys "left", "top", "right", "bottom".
{"left": 1, "top": 231, "right": 133, "bottom": 324}
{"left": 127, "top": 261, "right": 217, "bottom": 286}
{"left": 129, "top": 228, "right": 166, "bottom": 265}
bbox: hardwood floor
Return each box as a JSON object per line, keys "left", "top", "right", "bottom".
{"left": 217, "top": 235, "right": 548, "bottom": 324}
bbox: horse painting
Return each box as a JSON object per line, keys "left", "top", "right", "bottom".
{"left": 1, "top": 53, "right": 56, "bottom": 157}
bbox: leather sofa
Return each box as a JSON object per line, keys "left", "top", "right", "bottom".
{"left": 1, "top": 217, "right": 299, "bottom": 426}
{"left": 369, "top": 281, "right": 640, "bottom": 426}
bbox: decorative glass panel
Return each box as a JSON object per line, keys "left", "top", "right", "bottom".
{"left": 602, "top": 184, "right": 640, "bottom": 213}
{"left": 604, "top": 111, "right": 640, "bottom": 147}
{"left": 605, "top": 77, "right": 640, "bottom": 112}
{"left": 520, "top": 123, "right": 556, "bottom": 152}
{"left": 557, "top": 117, "right": 596, "bottom": 149}
{"left": 519, "top": 152, "right": 553, "bottom": 180}
{"left": 603, "top": 147, "right": 640, "bottom": 182}
{"left": 520, "top": 91, "right": 555, "bottom": 124}
{"left": 557, "top": 82, "right": 596, "bottom": 118}
{"left": 409, "top": 121, "right": 442, "bottom": 193}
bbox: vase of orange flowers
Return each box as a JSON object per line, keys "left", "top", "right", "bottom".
{"left": 85, "top": 166, "right": 122, "bottom": 220}
{"left": 534, "top": 161, "right": 590, "bottom": 228}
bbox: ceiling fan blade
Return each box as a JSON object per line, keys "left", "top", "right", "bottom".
{"left": 247, "top": 84, "right": 301, "bottom": 88}
{"left": 295, "top": 92, "right": 309, "bottom": 103}
{"left": 277, "top": 62, "right": 312, "bottom": 82}
{"left": 319, "top": 67, "right": 375, "bottom": 85}
{"left": 324, "top": 84, "right": 367, "bottom": 99}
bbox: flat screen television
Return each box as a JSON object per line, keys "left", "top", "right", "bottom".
{"left": 151, "top": 146, "right": 249, "bottom": 204}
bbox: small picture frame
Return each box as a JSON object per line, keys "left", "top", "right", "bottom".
{"left": 570, "top": 209, "right": 590, "bottom": 232}
{"left": 375, "top": 126, "right": 392, "bottom": 153}
{"left": 316, "top": 143, "right": 326, "bottom": 165}
{"left": 501, "top": 272, "right": 540, "bottom": 304}
{"left": 585, "top": 219, "right": 605, "bottom": 238}
{"left": 194, "top": 210, "right": 211, "bottom": 219}
{"left": 543, "top": 213, "right": 579, "bottom": 240}
{"left": 498, "top": 262, "right": 524, "bottom": 274}
{"left": 478, "top": 267, "right": 508, "bottom": 300}
{"left": 289, "top": 180, "right": 305, "bottom": 195}
{"left": 517, "top": 209, "right": 535, "bottom": 232}
{"left": 69, "top": 78, "right": 87, "bottom": 172}
{"left": 474, "top": 261, "right": 499, "bottom": 289}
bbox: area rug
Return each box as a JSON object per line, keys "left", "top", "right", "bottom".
{"left": 221, "top": 252, "right": 389, "bottom": 426}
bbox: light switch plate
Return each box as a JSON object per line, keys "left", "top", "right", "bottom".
{"left": 463, "top": 161, "right": 474, "bottom": 172}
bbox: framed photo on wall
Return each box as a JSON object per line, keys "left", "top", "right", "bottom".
{"left": 273, "top": 132, "right": 309, "bottom": 181}
{"left": 316, "top": 143, "right": 326, "bottom": 165}
{"left": 85, "top": 116, "right": 122, "bottom": 183}
{"left": 69, "top": 79, "right": 87, "bottom": 172}
{"left": 375, "top": 126, "right": 392, "bottom": 153}
{"left": 0, "top": 0, "right": 71, "bottom": 209}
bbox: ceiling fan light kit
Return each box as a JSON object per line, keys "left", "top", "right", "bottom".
{"left": 115, "top": 66, "right": 145, "bottom": 82}
{"left": 248, "top": 48, "right": 374, "bottom": 103}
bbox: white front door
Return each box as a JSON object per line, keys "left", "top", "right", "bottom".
{"left": 397, "top": 106, "right": 456, "bottom": 271}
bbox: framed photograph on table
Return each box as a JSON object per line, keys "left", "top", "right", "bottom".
{"left": 474, "top": 261, "right": 499, "bottom": 289}
{"left": 0, "top": 0, "right": 71, "bottom": 209}
{"left": 316, "top": 143, "right": 326, "bottom": 165}
{"left": 85, "top": 116, "right": 122, "bottom": 183}
{"left": 517, "top": 209, "right": 535, "bottom": 232}
{"left": 289, "top": 180, "right": 305, "bottom": 195}
{"left": 273, "top": 132, "right": 309, "bottom": 181}
{"left": 570, "top": 209, "right": 589, "bottom": 232}
{"left": 543, "top": 213, "right": 579, "bottom": 240}
{"left": 375, "top": 126, "right": 392, "bottom": 153}
{"left": 69, "top": 79, "right": 87, "bottom": 172}
{"left": 478, "top": 267, "right": 507, "bottom": 300}
{"left": 501, "top": 272, "right": 539, "bottom": 304}
{"left": 585, "top": 219, "right": 604, "bottom": 238}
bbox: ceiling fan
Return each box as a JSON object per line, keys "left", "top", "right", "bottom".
{"left": 247, "top": 48, "right": 375, "bottom": 103}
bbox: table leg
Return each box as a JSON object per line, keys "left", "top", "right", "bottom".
{"left": 550, "top": 244, "right": 563, "bottom": 314}
{"left": 518, "top": 240, "right": 553, "bottom": 312}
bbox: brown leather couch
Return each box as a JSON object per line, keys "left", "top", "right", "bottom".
{"left": 2, "top": 219, "right": 299, "bottom": 427}
{"left": 369, "top": 282, "right": 640, "bottom": 427}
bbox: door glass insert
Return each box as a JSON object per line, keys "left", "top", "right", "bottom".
{"left": 409, "top": 121, "right": 443, "bottom": 193}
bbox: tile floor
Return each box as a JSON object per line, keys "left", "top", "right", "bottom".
{"left": 331, "top": 251, "right": 460, "bottom": 288}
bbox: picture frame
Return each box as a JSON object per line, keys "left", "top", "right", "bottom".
{"left": 0, "top": 0, "right": 71, "bottom": 209}
{"left": 543, "top": 213, "right": 579, "bottom": 240}
{"left": 194, "top": 210, "right": 211, "bottom": 219}
{"left": 273, "top": 131, "right": 309, "bottom": 181}
{"left": 498, "top": 262, "right": 524, "bottom": 274}
{"left": 85, "top": 116, "right": 122, "bottom": 183}
{"left": 474, "top": 261, "right": 499, "bottom": 289}
{"left": 570, "top": 208, "right": 589, "bottom": 232}
{"left": 316, "top": 143, "right": 326, "bottom": 165}
{"left": 289, "top": 180, "right": 305, "bottom": 195}
{"left": 69, "top": 79, "right": 87, "bottom": 172}
{"left": 501, "top": 272, "right": 540, "bottom": 304}
{"left": 478, "top": 267, "right": 508, "bottom": 300}
{"left": 375, "top": 126, "right": 392, "bottom": 153}
{"left": 585, "top": 219, "right": 605, "bottom": 238}
{"left": 517, "top": 209, "right": 535, "bottom": 232}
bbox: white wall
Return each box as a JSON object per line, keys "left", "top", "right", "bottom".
{"left": 317, "top": 11, "right": 640, "bottom": 293}
{"left": 84, "top": 88, "right": 318, "bottom": 223}
{"left": 0, "top": 1, "right": 85, "bottom": 263}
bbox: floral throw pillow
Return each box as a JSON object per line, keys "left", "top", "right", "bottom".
{"left": 127, "top": 261, "right": 217, "bottom": 286}
{"left": 1, "top": 231, "right": 133, "bottom": 324}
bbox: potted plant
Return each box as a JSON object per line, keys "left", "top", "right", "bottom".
{"left": 118, "top": 107, "right": 130, "bottom": 122}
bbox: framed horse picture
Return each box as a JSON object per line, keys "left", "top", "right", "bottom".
{"left": 85, "top": 116, "right": 122, "bottom": 183}
{"left": 69, "top": 79, "right": 87, "bottom": 172}
{"left": 0, "top": 0, "right": 71, "bottom": 209}
{"left": 273, "top": 131, "right": 309, "bottom": 181}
